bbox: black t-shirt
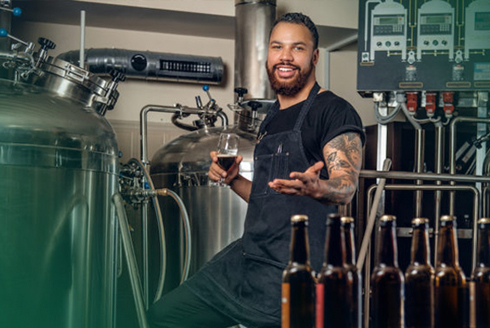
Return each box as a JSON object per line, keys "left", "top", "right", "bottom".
{"left": 263, "top": 90, "right": 365, "bottom": 178}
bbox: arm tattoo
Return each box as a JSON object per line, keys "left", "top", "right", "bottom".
{"left": 322, "top": 132, "right": 363, "bottom": 204}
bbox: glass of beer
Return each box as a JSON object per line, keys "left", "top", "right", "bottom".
{"left": 216, "top": 132, "right": 239, "bottom": 186}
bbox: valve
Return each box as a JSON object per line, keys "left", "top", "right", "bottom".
{"left": 0, "top": 5, "right": 22, "bottom": 17}
{"left": 0, "top": 28, "right": 35, "bottom": 53}
{"left": 406, "top": 92, "right": 418, "bottom": 115}
{"left": 442, "top": 92, "right": 455, "bottom": 118}
{"left": 425, "top": 92, "right": 437, "bottom": 118}
{"left": 36, "top": 37, "right": 56, "bottom": 65}
{"left": 234, "top": 87, "right": 248, "bottom": 103}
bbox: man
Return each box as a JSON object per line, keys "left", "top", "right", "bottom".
{"left": 148, "top": 12, "right": 364, "bottom": 328}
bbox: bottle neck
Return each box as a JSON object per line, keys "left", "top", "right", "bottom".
{"left": 325, "top": 217, "right": 343, "bottom": 266}
{"left": 290, "top": 221, "right": 310, "bottom": 265}
{"left": 341, "top": 221, "right": 356, "bottom": 266}
{"left": 376, "top": 221, "right": 398, "bottom": 267}
{"left": 477, "top": 224, "right": 490, "bottom": 267}
{"left": 410, "top": 224, "right": 431, "bottom": 266}
{"left": 436, "top": 222, "right": 459, "bottom": 267}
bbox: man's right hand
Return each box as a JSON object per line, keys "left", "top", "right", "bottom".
{"left": 208, "top": 151, "right": 243, "bottom": 185}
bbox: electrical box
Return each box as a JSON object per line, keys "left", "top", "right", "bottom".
{"left": 358, "top": 0, "right": 490, "bottom": 96}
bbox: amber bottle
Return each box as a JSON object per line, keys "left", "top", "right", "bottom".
{"left": 281, "top": 214, "right": 315, "bottom": 328}
{"left": 405, "top": 218, "right": 434, "bottom": 328}
{"left": 370, "top": 214, "right": 405, "bottom": 328}
{"left": 316, "top": 215, "right": 361, "bottom": 328}
{"left": 434, "top": 215, "right": 467, "bottom": 328}
{"left": 470, "top": 218, "right": 490, "bottom": 328}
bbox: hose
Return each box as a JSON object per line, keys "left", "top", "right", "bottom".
{"left": 374, "top": 102, "right": 401, "bottom": 124}
{"left": 113, "top": 193, "right": 150, "bottom": 328}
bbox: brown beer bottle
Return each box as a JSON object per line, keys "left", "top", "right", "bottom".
{"left": 281, "top": 214, "right": 315, "bottom": 328}
{"left": 434, "top": 215, "right": 467, "bottom": 328}
{"left": 370, "top": 214, "right": 405, "bottom": 328}
{"left": 405, "top": 218, "right": 434, "bottom": 328}
{"left": 470, "top": 218, "right": 490, "bottom": 328}
{"left": 316, "top": 215, "right": 361, "bottom": 328}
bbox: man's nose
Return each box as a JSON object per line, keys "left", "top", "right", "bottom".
{"left": 279, "top": 48, "right": 294, "bottom": 62}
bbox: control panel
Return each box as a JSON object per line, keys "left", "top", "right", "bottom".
{"left": 358, "top": 0, "right": 490, "bottom": 94}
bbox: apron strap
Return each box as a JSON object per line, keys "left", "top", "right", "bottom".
{"left": 293, "top": 82, "right": 320, "bottom": 131}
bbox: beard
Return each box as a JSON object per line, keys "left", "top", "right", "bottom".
{"left": 266, "top": 59, "right": 315, "bottom": 96}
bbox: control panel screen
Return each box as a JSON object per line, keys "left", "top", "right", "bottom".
{"left": 475, "top": 12, "right": 490, "bottom": 31}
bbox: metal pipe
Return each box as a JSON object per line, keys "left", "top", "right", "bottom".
{"left": 433, "top": 122, "right": 444, "bottom": 265}
{"left": 79, "top": 10, "right": 85, "bottom": 69}
{"left": 360, "top": 169, "right": 490, "bottom": 183}
{"left": 113, "top": 193, "right": 150, "bottom": 328}
{"left": 449, "top": 116, "right": 490, "bottom": 214}
{"left": 357, "top": 158, "right": 392, "bottom": 271}
{"left": 414, "top": 127, "right": 425, "bottom": 218}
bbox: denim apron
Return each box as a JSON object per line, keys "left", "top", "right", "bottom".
{"left": 186, "top": 83, "right": 337, "bottom": 328}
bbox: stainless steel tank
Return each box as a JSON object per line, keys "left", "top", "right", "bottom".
{"left": 0, "top": 58, "right": 119, "bottom": 327}
{"left": 149, "top": 126, "right": 256, "bottom": 294}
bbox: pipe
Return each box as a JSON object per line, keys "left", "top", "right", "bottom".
{"left": 357, "top": 158, "right": 392, "bottom": 271}
{"left": 360, "top": 169, "right": 490, "bottom": 183}
{"left": 449, "top": 116, "right": 490, "bottom": 214}
{"left": 79, "top": 10, "right": 85, "bottom": 69}
{"left": 414, "top": 128, "right": 425, "bottom": 218}
{"left": 379, "top": 184, "right": 480, "bottom": 270}
{"left": 113, "top": 193, "right": 150, "bottom": 328}
{"left": 433, "top": 122, "right": 444, "bottom": 265}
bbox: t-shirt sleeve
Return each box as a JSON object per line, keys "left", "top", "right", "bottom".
{"left": 319, "top": 97, "right": 365, "bottom": 151}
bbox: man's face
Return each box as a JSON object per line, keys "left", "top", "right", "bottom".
{"left": 266, "top": 22, "right": 319, "bottom": 96}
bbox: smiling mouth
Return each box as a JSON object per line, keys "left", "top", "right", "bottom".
{"left": 274, "top": 64, "right": 299, "bottom": 78}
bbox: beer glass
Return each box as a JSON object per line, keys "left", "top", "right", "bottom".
{"left": 216, "top": 133, "right": 239, "bottom": 186}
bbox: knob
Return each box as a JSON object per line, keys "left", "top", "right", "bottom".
{"left": 203, "top": 85, "right": 209, "bottom": 92}
{"left": 12, "top": 7, "right": 22, "bottom": 16}
{"left": 248, "top": 101, "right": 262, "bottom": 111}
{"left": 38, "top": 37, "right": 56, "bottom": 50}
{"left": 0, "top": 28, "right": 7, "bottom": 37}
{"left": 130, "top": 54, "right": 147, "bottom": 71}
{"left": 234, "top": 87, "right": 248, "bottom": 98}
{"left": 433, "top": 40, "right": 439, "bottom": 46}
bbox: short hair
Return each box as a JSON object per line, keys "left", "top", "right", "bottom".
{"left": 270, "top": 12, "right": 319, "bottom": 50}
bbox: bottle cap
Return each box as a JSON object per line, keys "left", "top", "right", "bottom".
{"left": 341, "top": 216, "right": 355, "bottom": 224}
{"left": 291, "top": 214, "right": 308, "bottom": 223}
{"left": 380, "top": 215, "right": 396, "bottom": 222}
{"left": 412, "top": 217, "right": 429, "bottom": 225}
{"left": 440, "top": 215, "right": 456, "bottom": 222}
{"left": 478, "top": 218, "right": 490, "bottom": 225}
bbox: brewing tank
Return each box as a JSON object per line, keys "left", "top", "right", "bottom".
{"left": 0, "top": 66, "right": 119, "bottom": 326}
{"left": 149, "top": 126, "right": 255, "bottom": 294}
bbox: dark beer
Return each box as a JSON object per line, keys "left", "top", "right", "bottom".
{"left": 370, "top": 215, "right": 405, "bottom": 328}
{"left": 317, "top": 215, "right": 361, "bottom": 328}
{"left": 281, "top": 214, "right": 315, "bottom": 328}
{"left": 405, "top": 218, "right": 434, "bottom": 328}
{"left": 470, "top": 218, "right": 490, "bottom": 328}
{"left": 434, "top": 215, "right": 467, "bottom": 328}
{"left": 217, "top": 154, "right": 237, "bottom": 171}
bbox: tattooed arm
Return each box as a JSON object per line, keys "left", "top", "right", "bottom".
{"left": 268, "top": 132, "right": 362, "bottom": 204}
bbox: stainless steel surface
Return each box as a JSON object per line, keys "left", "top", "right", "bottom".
{"left": 150, "top": 126, "right": 256, "bottom": 295}
{"left": 234, "top": 0, "right": 275, "bottom": 100}
{"left": 414, "top": 128, "right": 425, "bottom": 218}
{"left": 0, "top": 78, "right": 118, "bottom": 328}
{"left": 434, "top": 122, "right": 444, "bottom": 265}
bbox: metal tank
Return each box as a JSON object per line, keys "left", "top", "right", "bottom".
{"left": 147, "top": 0, "right": 276, "bottom": 296}
{"left": 0, "top": 52, "right": 120, "bottom": 327}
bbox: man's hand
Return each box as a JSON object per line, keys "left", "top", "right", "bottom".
{"left": 208, "top": 151, "right": 242, "bottom": 185}
{"left": 268, "top": 161, "right": 325, "bottom": 198}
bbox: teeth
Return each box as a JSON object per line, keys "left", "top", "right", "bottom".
{"left": 278, "top": 67, "right": 293, "bottom": 72}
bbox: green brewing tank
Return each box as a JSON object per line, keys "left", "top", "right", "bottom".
{"left": 0, "top": 66, "right": 119, "bottom": 327}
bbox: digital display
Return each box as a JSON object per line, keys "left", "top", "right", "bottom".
{"left": 160, "top": 60, "right": 211, "bottom": 73}
{"left": 425, "top": 15, "right": 447, "bottom": 24}
{"left": 379, "top": 17, "right": 399, "bottom": 25}
{"left": 475, "top": 12, "right": 490, "bottom": 31}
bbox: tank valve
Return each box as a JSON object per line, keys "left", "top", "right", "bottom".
{"left": 425, "top": 92, "right": 437, "bottom": 118}
{"left": 406, "top": 92, "right": 418, "bottom": 115}
{"left": 442, "top": 92, "right": 455, "bottom": 118}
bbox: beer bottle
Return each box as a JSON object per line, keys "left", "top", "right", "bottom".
{"left": 470, "top": 218, "right": 490, "bottom": 328}
{"left": 370, "top": 214, "right": 405, "bottom": 328}
{"left": 281, "top": 214, "right": 315, "bottom": 328}
{"left": 434, "top": 215, "right": 467, "bottom": 328}
{"left": 405, "top": 218, "right": 434, "bottom": 328}
{"left": 316, "top": 215, "right": 361, "bottom": 328}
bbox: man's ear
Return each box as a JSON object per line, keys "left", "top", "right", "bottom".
{"left": 313, "top": 49, "right": 319, "bottom": 65}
